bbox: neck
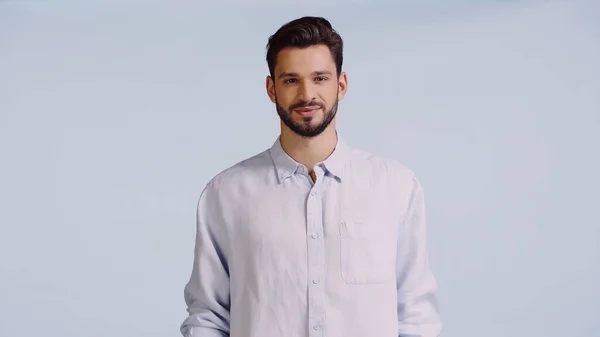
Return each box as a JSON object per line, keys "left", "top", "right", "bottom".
{"left": 279, "top": 122, "right": 338, "bottom": 172}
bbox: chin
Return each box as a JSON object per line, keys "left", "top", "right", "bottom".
{"left": 300, "top": 117, "right": 322, "bottom": 125}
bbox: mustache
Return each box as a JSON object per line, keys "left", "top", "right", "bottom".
{"left": 289, "top": 100, "right": 325, "bottom": 111}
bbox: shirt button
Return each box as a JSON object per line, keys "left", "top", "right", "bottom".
{"left": 311, "top": 233, "right": 318, "bottom": 239}
{"left": 312, "top": 324, "right": 320, "bottom": 331}
{"left": 312, "top": 278, "right": 320, "bottom": 284}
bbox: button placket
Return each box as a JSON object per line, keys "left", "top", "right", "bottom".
{"left": 307, "top": 180, "right": 325, "bottom": 336}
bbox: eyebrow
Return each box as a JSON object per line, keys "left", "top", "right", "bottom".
{"left": 278, "top": 70, "right": 333, "bottom": 79}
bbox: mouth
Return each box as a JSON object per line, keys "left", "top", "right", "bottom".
{"left": 293, "top": 106, "right": 321, "bottom": 117}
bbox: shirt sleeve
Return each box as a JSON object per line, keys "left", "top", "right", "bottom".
{"left": 180, "top": 183, "right": 231, "bottom": 337}
{"left": 396, "top": 176, "right": 442, "bottom": 337}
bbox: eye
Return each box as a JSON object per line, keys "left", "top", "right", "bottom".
{"left": 315, "top": 76, "right": 327, "bottom": 82}
{"left": 284, "top": 78, "right": 297, "bottom": 84}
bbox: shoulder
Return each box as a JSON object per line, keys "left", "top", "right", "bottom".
{"left": 202, "top": 148, "right": 272, "bottom": 195}
{"left": 346, "top": 146, "right": 419, "bottom": 187}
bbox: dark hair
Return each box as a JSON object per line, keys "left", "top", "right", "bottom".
{"left": 266, "top": 16, "right": 343, "bottom": 78}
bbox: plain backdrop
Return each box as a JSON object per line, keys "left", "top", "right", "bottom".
{"left": 1, "top": 0, "right": 599, "bottom": 336}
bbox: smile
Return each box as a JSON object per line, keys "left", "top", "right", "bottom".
{"left": 294, "top": 106, "right": 321, "bottom": 117}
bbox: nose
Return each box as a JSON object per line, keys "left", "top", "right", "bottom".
{"left": 298, "top": 81, "right": 316, "bottom": 102}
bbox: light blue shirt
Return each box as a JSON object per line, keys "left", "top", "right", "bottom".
{"left": 180, "top": 135, "right": 442, "bottom": 337}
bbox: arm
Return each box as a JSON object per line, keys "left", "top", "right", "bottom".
{"left": 180, "top": 183, "right": 231, "bottom": 337}
{"left": 396, "top": 176, "right": 442, "bottom": 337}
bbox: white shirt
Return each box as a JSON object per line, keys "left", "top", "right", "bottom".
{"left": 180, "top": 135, "right": 442, "bottom": 337}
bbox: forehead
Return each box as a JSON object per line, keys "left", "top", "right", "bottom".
{"left": 274, "top": 45, "right": 336, "bottom": 76}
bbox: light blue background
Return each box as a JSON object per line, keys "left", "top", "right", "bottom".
{"left": 1, "top": 1, "right": 599, "bottom": 336}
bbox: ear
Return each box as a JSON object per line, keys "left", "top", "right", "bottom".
{"left": 337, "top": 71, "right": 348, "bottom": 101}
{"left": 266, "top": 76, "right": 276, "bottom": 103}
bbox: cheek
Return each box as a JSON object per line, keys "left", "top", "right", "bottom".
{"left": 275, "top": 88, "right": 295, "bottom": 104}
{"left": 323, "top": 86, "right": 339, "bottom": 103}
{"left": 326, "top": 82, "right": 340, "bottom": 95}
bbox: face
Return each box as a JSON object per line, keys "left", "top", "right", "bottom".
{"left": 266, "top": 44, "right": 347, "bottom": 138}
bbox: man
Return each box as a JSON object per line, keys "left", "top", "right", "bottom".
{"left": 180, "top": 16, "right": 442, "bottom": 337}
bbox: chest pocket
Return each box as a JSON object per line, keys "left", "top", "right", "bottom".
{"left": 338, "top": 220, "right": 396, "bottom": 285}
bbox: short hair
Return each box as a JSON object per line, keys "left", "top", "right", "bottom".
{"left": 266, "top": 16, "right": 344, "bottom": 78}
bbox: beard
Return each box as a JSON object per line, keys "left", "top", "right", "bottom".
{"left": 275, "top": 95, "right": 338, "bottom": 138}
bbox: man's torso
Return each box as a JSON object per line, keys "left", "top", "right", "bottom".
{"left": 198, "top": 138, "right": 419, "bottom": 337}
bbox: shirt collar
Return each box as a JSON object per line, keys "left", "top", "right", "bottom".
{"left": 268, "top": 133, "right": 351, "bottom": 183}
